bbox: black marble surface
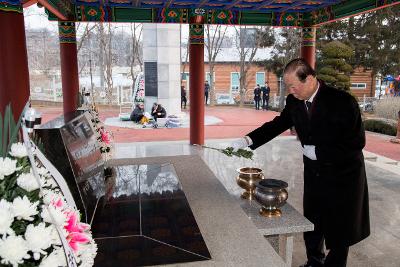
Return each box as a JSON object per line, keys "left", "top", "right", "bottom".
{"left": 36, "top": 112, "right": 211, "bottom": 266}
{"left": 91, "top": 164, "right": 211, "bottom": 266}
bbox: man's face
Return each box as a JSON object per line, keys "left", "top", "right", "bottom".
{"left": 284, "top": 71, "right": 316, "bottom": 100}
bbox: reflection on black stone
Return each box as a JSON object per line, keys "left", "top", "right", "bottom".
{"left": 92, "top": 164, "right": 211, "bottom": 266}
{"left": 95, "top": 236, "right": 208, "bottom": 267}
{"left": 35, "top": 114, "right": 210, "bottom": 266}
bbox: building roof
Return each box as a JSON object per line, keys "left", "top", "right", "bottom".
{"left": 181, "top": 47, "right": 272, "bottom": 62}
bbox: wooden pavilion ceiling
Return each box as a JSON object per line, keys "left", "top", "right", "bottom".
{"left": 20, "top": 0, "right": 400, "bottom": 26}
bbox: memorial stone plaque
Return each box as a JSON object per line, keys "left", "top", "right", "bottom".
{"left": 144, "top": 62, "right": 158, "bottom": 97}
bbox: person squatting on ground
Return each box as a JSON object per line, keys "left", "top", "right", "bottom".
{"left": 130, "top": 103, "right": 145, "bottom": 123}
{"left": 151, "top": 103, "right": 167, "bottom": 121}
{"left": 231, "top": 58, "right": 370, "bottom": 267}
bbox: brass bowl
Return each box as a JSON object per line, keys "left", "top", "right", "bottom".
{"left": 254, "top": 179, "right": 288, "bottom": 217}
{"left": 236, "top": 167, "right": 264, "bottom": 200}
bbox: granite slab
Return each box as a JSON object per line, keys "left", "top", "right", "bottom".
{"left": 239, "top": 200, "right": 314, "bottom": 236}
{"left": 111, "top": 155, "right": 286, "bottom": 267}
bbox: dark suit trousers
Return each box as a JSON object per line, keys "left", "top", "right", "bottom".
{"left": 303, "top": 157, "right": 349, "bottom": 267}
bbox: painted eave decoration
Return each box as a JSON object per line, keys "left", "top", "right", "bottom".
{"left": 12, "top": 0, "right": 400, "bottom": 26}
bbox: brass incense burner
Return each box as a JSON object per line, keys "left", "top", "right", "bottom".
{"left": 254, "top": 179, "right": 288, "bottom": 217}
{"left": 236, "top": 167, "right": 264, "bottom": 200}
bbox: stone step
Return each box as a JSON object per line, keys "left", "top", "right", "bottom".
{"left": 363, "top": 150, "right": 400, "bottom": 175}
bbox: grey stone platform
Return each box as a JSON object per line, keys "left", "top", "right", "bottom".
{"left": 240, "top": 200, "right": 313, "bottom": 236}
{"left": 111, "top": 155, "right": 286, "bottom": 267}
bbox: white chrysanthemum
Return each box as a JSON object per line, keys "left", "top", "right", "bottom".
{"left": 49, "top": 225, "right": 62, "bottom": 246}
{"left": 0, "top": 157, "right": 18, "bottom": 180}
{"left": 25, "top": 223, "right": 56, "bottom": 260}
{"left": 0, "top": 235, "right": 30, "bottom": 267}
{"left": 41, "top": 189, "right": 66, "bottom": 207}
{"left": 17, "top": 171, "right": 40, "bottom": 192}
{"left": 9, "top": 142, "right": 28, "bottom": 158}
{"left": 12, "top": 196, "right": 39, "bottom": 221}
{"left": 40, "top": 205, "right": 68, "bottom": 227}
{"left": 39, "top": 247, "right": 67, "bottom": 267}
{"left": 0, "top": 200, "right": 14, "bottom": 235}
{"left": 77, "top": 240, "right": 97, "bottom": 267}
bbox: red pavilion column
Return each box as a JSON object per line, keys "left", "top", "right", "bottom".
{"left": 59, "top": 21, "right": 79, "bottom": 114}
{"left": 300, "top": 26, "right": 316, "bottom": 69}
{"left": 189, "top": 12, "right": 205, "bottom": 145}
{"left": 0, "top": 2, "right": 30, "bottom": 119}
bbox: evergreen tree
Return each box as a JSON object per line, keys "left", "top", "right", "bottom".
{"left": 317, "top": 41, "right": 354, "bottom": 91}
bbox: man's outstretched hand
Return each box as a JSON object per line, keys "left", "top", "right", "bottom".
{"left": 231, "top": 137, "right": 249, "bottom": 152}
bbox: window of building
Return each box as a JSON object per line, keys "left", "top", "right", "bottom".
{"left": 231, "top": 72, "right": 240, "bottom": 93}
{"left": 256, "top": 72, "right": 265, "bottom": 86}
{"left": 350, "top": 83, "right": 367, "bottom": 89}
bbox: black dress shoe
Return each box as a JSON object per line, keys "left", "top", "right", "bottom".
{"left": 299, "top": 261, "right": 324, "bottom": 267}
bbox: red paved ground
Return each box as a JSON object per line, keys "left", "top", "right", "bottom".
{"left": 35, "top": 105, "right": 400, "bottom": 161}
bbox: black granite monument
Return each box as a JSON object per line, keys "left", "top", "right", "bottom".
{"left": 35, "top": 111, "right": 211, "bottom": 266}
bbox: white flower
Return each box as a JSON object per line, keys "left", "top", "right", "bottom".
{"left": 41, "top": 205, "right": 68, "bottom": 227}
{"left": 77, "top": 241, "right": 97, "bottom": 267}
{"left": 0, "top": 200, "right": 14, "bottom": 235}
{"left": 39, "top": 247, "right": 67, "bottom": 267}
{"left": 42, "top": 189, "right": 64, "bottom": 205}
{"left": 0, "top": 157, "right": 18, "bottom": 180}
{"left": 9, "top": 142, "right": 28, "bottom": 158}
{"left": 0, "top": 235, "right": 30, "bottom": 267}
{"left": 12, "top": 196, "right": 39, "bottom": 221}
{"left": 25, "top": 223, "right": 56, "bottom": 260}
{"left": 17, "top": 171, "right": 40, "bottom": 192}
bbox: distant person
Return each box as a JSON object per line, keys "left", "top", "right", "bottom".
{"left": 151, "top": 103, "right": 166, "bottom": 121}
{"left": 262, "top": 82, "right": 270, "bottom": 110}
{"left": 253, "top": 84, "right": 261, "bottom": 110}
{"left": 130, "top": 103, "right": 145, "bottom": 123}
{"left": 181, "top": 85, "right": 187, "bottom": 109}
{"left": 205, "top": 80, "right": 210, "bottom": 105}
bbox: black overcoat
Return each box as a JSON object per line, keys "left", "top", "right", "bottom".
{"left": 247, "top": 82, "right": 370, "bottom": 248}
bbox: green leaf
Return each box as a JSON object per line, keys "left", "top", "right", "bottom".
{"left": 0, "top": 112, "right": 2, "bottom": 156}
{"left": 2, "top": 105, "right": 11, "bottom": 157}
{"left": 7, "top": 105, "right": 23, "bottom": 155}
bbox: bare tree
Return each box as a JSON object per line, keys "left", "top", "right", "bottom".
{"left": 128, "top": 23, "right": 143, "bottom": 89}
{"left": 234, "top": 26, "right": 274, "bottom": 107}
{"left": 205, "top": 25, "right": 227, "bottom": 106}
{"left": 97, "top": 23, "right": 115, "bottom": 104}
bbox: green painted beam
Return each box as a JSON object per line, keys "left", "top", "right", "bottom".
{"left": 44, "top": 0, "right": 400, "bottom": 27}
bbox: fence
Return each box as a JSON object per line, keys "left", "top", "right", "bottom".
{"left": 30, "top": 86, "right": 133, "bottom": 106}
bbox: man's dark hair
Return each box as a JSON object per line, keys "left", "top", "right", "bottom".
{"left": 283, "top": 58, "right": 316, "bottom": 82}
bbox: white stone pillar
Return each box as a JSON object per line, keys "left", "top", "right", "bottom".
{"left": 143, "top": 24, "right": 181, "bottom": 116}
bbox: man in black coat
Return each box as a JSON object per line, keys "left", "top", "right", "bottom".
{"left": 232, "top": 58, "right": 370, "bottom": 267}
{"left": 261, "top": 82, "right": 270, "bottom": 110}
{"left": 254, "top": 84, "right": 262, "bottom": 110}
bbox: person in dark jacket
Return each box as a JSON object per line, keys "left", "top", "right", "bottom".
{"left": 151, "top": 103, "right": 167, "bottom": 121}
{"left": 253, "top": 84, "right": 262, "bottom": 110}
{"left": 130, "top": 103, "right": 144, "bottom": 123}
{"left": 204, "top": 81, "right": 210, "bottom": 105}
{"left": 181, "top": 85, "right": 187, "bottom": 109}
{"left": 231, "top": 58, "right": 370, "bottom": 267}
{"left": 261, "top": 82, "right": 270, "bottom": 110}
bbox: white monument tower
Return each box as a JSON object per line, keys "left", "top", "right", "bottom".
{"left": 142, "top": 24, "right": 181, "bottom": 116}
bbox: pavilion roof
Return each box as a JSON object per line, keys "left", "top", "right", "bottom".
{"left": 20, "top": 0, "right": 400, "bottom": 26}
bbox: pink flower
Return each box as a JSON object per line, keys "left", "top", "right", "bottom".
{"left": 64, "top": 211, "right": 91, "bottom": 252}
{"left": 100, "top": 129, "right": 111, "bottom": 145}
{"left": 68, "top": 232, "right": 90, "bottom": 252}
